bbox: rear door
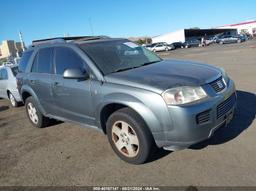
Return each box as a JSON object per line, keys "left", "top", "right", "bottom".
{"left": 29, "top": 48, "right": 55, "bottom": 113}
{"left": 51, "top": 46, "right": 94, "bottom": 125}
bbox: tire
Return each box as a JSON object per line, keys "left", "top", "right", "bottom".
{"left": 185, "top": 45, "right": 188, "bottom": 48}
{"left": 106, "top": 108, "right": 153, "bottom": 164}
{"left": 237, "top": 39, "right": 241, "bottom": 43}
{"left": 153, "top": 49, "right": 156, "bottom": 52}
{"left": 9, "top": 92, "right": 18, "bottom": 107}
{"left": 25, "top": 96, "right": 50, "bottom": 128}
{"left": 219, "top": 41, "right": 223, "bottom": 45}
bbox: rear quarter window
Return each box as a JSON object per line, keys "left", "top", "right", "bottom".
{"left": 19, "top": 51, "right": 33, "bottom": 73}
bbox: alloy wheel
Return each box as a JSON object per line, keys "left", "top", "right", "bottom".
{"left": 27, "top": 102, "right": 39, "bottom": 124}
{"left": 111, "top": 121, "right": 139, "bottom": 158}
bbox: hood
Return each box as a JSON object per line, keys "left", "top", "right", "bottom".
{"left": 105, "top": 60, "right": 221, "bottom": 94}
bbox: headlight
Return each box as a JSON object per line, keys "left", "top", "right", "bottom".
{"left": 162, "top": 86, "right": 207, "bottom": 105}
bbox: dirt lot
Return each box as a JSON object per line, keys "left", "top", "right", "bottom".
{"left": 0, "top": 40, "right": 255, "bottom": 187}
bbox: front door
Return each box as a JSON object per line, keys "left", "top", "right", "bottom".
{"left": 51, "top": 47, "right": 94, "bottom": 126}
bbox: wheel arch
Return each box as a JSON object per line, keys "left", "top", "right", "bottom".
{"left": 96, "top": 93, "right": 163, "bottom": 147}
{"left": 20, "top": 85, "right": 46, "bottom": 115}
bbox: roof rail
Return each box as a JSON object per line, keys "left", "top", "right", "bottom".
{"left": 32, "top": 36, "right": 109, "bottom": 46}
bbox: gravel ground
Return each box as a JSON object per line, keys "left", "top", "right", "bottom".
{"left": 0, "top": 40, "right": 255, "bottom": 187}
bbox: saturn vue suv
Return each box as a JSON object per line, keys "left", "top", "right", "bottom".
{"left": 17, "top": 36, "right": 236, "bottom": 164}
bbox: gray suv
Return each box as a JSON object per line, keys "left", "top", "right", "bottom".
{"left": 17, "top": 36, "right": 236, "bottom": 164}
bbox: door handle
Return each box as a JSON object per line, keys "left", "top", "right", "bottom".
{"left": 30, "top": 80, "right": 37, "bottom": 84}
{"left": 53, "top": 82, "right": 60, "bottom": 87}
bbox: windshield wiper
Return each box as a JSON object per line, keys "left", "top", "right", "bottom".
{"left": 141, "top": 60, "right": 161, "bottom": 66}
{"left": 113, "top": 60, "right": 161, "bottom": 73}
{"left": 114, "top": 67, "right": 135, "bottom": 73}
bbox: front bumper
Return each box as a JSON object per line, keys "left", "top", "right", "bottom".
{"left": 162, "top": 79, "right": 236, "bottom": 151}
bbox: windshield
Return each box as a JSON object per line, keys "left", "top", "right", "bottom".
{"left": 11, "top": 66, "right": 19, "bottom": 76}
{"left": 80, "top": 40, "right": 162, "bottom": 75}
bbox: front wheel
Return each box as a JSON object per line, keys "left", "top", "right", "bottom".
{"left": 106, "top": 108, "right": 153, "bottom": 164}
{"left": 25, "top": 96, "right": 50, "bottom": 128}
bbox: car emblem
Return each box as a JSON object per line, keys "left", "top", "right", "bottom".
{"left": 217, "top": 81, "right": 223, "bottom": 89}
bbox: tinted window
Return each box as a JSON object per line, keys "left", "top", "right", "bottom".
{"left": 31, "top": 53, "right": 38, "bottom": 73}
{"left": 55, "top": 47, "right": 85, "bottom": 75}
{"left": 80, "top": 40, "right": 161, "bottom": 75}
{"left": 0, "top": 69, "right": 8, "bottom": 79}
{"left": 19, "top": 51, "right": 33, "bottom": 73}
{"left": 31, "top": 48, "right": 53, "bottom": 74}
{"left": 11, "top": 66, "right": 19, "bottom": 76}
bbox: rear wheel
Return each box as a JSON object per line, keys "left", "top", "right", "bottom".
{"left": 106, "top": 108, "right": 153, "bottom": 164}
{"left": 25, "top": 96, "right": 50, "bottom": 128}
{"left": 9, "top": 92, "right": 18, "bottom": 107}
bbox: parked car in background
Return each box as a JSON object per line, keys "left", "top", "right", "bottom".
{"left": 216, "top": 35, "right": 241, "bottom": 44}
{"left": 0, "top": 63, "right": 22, "bottom": 107}
{"left": 146, "top": 42, "right": 174, "bottom": 52}
{"left": 144, "top": 44, "right": 155, "bottom": 51}
{"left": 170, "top": 42, "right": 183, "bottom": 49}
{"left": 182, "top": 39, "right": 201, "bottom": 48}
{"left": 204, "top": 36, "right": 215, "bottom": 46}
{"left": 238, "top": 34, "right": 247, "bottom": 42}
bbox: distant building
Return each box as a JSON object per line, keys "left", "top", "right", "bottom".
{"left": 0, "top": 40, "right": 23, "bottom": 59}
{"left": 152, "top": 20, "right": 256, "bottom": 44}
{"left": 152, "top": 28, "right": 236, "bottom": 44}
{"left": 218, "top": 20, "right": 256, "bottom": 36}
{"left": 15, "top": 42, "right": 23, "bottom": 57}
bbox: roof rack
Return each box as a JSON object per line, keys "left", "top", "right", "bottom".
{"left": 32, "top": 36, "right": 109, "bottom": 46}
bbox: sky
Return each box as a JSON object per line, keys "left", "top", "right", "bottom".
{"left": 1, "top": 0, "right": 255, "bottom": 45}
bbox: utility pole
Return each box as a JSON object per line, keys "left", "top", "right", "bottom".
{"left": 19, "top": 31, "right": 26, "bottom": 51}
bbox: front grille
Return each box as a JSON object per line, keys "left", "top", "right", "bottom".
{"left": 209, "top": 77, "right": 225, "bottom": 93}
{"left": 196, "top": 109, "right": 211, "bottom": 124}
{"left": 217, "top": 93, "right": 236, "bottom": 119}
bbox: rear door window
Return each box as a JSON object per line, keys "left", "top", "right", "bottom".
{"left": 31, "top": 48, "right": 53, "bottom": 74}
{"left": 1, "top": 69, "right": 8, "bottom": 80}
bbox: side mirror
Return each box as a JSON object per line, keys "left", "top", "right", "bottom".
{"left": 63, "top": 68, "right": 89, "bottom": 80}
